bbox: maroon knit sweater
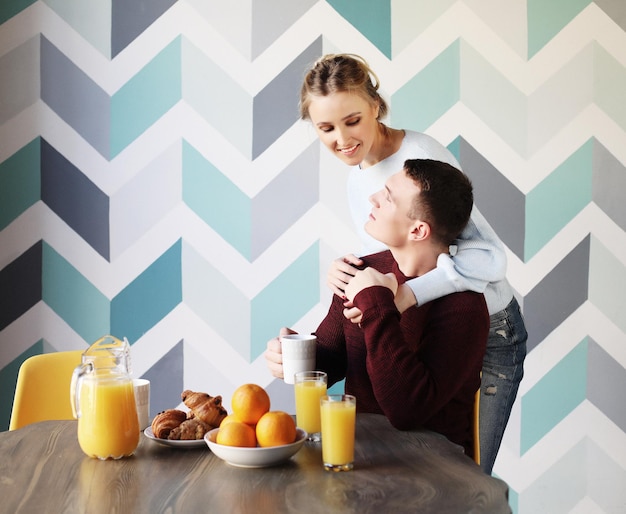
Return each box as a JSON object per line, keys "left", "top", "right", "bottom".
{"left": 314, "top": 250, "right": 489, "bottom": 459}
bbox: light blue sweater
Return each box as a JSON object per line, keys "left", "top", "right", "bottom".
{"left": 347, "top": 130, "right": 513, "bottom": 315}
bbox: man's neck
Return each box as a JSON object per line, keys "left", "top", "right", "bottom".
{"left": 390, "top": 244, "right": 446, "bottom": 278}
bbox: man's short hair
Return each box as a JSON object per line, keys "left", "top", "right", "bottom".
{"left": 404, "top": 159, "right": 474, "bottom": 246}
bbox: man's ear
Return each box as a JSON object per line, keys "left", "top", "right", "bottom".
{"left": 409, "top": 220, "right": 430, "bottom": 242}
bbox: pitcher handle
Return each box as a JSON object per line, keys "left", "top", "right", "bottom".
{"left": 70, "top": 362, "right": 92, "bottom": 419}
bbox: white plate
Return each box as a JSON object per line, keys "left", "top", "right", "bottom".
{"left": 205, "top": 427, "right": 307, "bottom": 468}
{"left": 144, "top": 426, "right": 208, "bottom": 448}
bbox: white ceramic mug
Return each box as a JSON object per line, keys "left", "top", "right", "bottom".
{"left": 133, "top": 379, "right": 151, "bottom": 430}
{"left": 280, "top": 334, "right": 316, "bottom": 384}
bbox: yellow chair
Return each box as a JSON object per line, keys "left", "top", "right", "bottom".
{"left": 9, "top": 350, "right": 84, "bottom": 430}
{"left": 473, "top": 387, "right": 481, "bottom": 466}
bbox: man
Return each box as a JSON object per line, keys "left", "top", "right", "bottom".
{"left": 265, "top": 159, "right": 489, "bottom": 460}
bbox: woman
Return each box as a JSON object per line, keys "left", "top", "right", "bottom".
{"left": 300, "top": 54, "right": 527, "bottom": 474}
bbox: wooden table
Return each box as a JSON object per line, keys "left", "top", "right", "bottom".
{"left": 0, "top": 414, "right": 510, "bottom": 513}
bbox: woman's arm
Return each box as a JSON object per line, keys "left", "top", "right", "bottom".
{"left": 406, "top": 206, "right": 507, "bottom": 307}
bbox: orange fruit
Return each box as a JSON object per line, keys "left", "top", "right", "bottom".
{"left": 231, "top": 384, "right": 270, "bottom": 426}
{"left": 216, "top": 420, "right": 257, "bottom": 447}
{"left": 255, "top": 411, "right": 297, "bottom": 447}
{"left": 219, "top": 414, "right": 241, "bottom": 427}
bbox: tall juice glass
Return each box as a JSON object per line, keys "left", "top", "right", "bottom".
{"left": 320, "top": 394, "right": 356, "bottom": 471}
{"left": 294, "top": 371, "right": 327, "bottom": 441}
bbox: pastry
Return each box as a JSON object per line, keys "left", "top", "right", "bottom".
{"left": 181, "top": 390, "right": 228, "bottom": 427}
{"left": 151, "top": 409, "right": 187, "bottom": 439}
{"left": 168, "top": 417, "right": 212, "bottom": 440}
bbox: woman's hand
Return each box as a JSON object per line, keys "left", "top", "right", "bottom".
{"left": 264, "top": 327, "right": 297, "bottom": 379}
{"left": 327, "top": 254, "right": 363, "bottom": 298}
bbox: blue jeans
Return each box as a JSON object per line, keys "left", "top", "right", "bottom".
{"left": 479, "top": 296, "right": 527, "bottom": 475}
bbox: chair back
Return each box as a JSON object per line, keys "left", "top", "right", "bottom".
{"left": 473, "top": 388, "right": 481, "bottom": 466}
{"left": 9, "top": 350, "right": 84, "bottom": 430}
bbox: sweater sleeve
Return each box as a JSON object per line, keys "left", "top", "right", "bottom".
{"left": 407, "top": 206, "right": 508, "bottom": 306}
{"left": 353, "top": 285, "right": 488, "bottom": 430}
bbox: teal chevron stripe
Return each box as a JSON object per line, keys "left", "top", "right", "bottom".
{"left": 251, "top": 242, "right": 319, "bottom": 361}
{"left": 111, "top": 240, "right": 182, "bottom": 344}
{"left": 0, "top": 138, "right": 40, "bottom": 231}
{"left": 111, "top": 37, "right": 182, "bottom": 157}
{"left": 182, "top": 142, "right": 251, "bottom": 258}
{"left": 327, "top": 0, "right": 391, "bottom": 58}
{"left": 391, "top": 40, "right": 460, "bottom": 133}
{"left": 525, "top": 140, "right": 593, "bottom": 260}
{"left": 527, "top": 0, "right": 592, "bottom": 58}
{"left": 521, "top": 338, "right": 588, "bottom": 454}
{"left": 0, "top": 0, "right": 36, "bottom": 25}
{"left": 44, "top": 0, "right": 112, "bottom": 58}
{"left": 182, "top": 242, "right": 251, "bottom": 360}
{"left": 595, "top": 43, "right": 626, "bottom": 132}
{"left": 42, "top": 242, "right": 110, "bottom": 343}
{"left": 589, "top": 236, "right": 626, "bottom": 334}
{"left": 0, "top": 340, "right": 43, "bottom": 431}
{"left": 182, "top": 39, "right": 252, "bottom": 158}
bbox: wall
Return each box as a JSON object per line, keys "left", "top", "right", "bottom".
{"left": 1, "top": 1, "right": 625, "bottom": 512}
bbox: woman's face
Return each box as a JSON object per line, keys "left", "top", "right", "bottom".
{"left": 306, "top": 91, "right": 380, "bottom": 167}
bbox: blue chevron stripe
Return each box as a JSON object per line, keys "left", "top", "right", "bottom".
{"left": 251, "top": 242, "right": 319, "bottom": 361}
{"left": 111, "top": 37, "right": 182, "bottom": 157}
{"left": 111, "top": 240, "right": 182, "bottom": 344}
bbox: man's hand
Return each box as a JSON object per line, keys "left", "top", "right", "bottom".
{"left": 344, "top": 267, "right": 398, "bottom": 301}
{"left": 264, "top": 327, "right": 297, "bottom": 379}
{"left": 326, "top": 254, "right": 363, "bottom": 298}
{"left": 342, "top": 273, "right": 416, "bottom": 325}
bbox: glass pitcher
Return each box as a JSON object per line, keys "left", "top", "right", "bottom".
{"left": 71, "top": 335, "right": 139, "bottom": 459}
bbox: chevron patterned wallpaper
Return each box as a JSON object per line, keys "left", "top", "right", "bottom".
{"left": 1, "top": 1, "right": 625, "bottom": 512}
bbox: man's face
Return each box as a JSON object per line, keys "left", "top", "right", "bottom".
{"left": 365, "top": 170, "right": 420, "bottom": 248}
{"left": 306, "top": 91, "right": 380, "bottom": 167}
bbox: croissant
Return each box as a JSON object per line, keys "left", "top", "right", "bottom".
{"left": 168, "top": 417, "right": 212, "bottom": 440}
{"left": 181, "top": 390, "right": 228, "bottom": 427}
{"left": 151, "top": 409, "right": 187, "bottom": 439}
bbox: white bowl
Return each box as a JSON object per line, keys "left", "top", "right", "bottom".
{"left": 205, "top": 427, "right": 307, "bottom": 468}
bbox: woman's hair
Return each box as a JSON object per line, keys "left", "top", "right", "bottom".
{"left": 404, "top": 159, "right": 474, "bottom": 247}
{"left": 299, "top": 54, "right": 389, "bottom": 121}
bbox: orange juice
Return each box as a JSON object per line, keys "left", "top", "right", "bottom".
{"left": 295, "top": 380, "right": 327, "bottom": 435}
{"left": 77, "top": 376, "right": 139, "bottom": 459}
{"left": 320, "top": 395, "right": 356, "bottom": 471}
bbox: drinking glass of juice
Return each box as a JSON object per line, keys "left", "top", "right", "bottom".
{"left": 320, "top": 394, "right": 356, "bottom": 471}
{"left": 294, "top": 371, "right": 327, "bottom": 441}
